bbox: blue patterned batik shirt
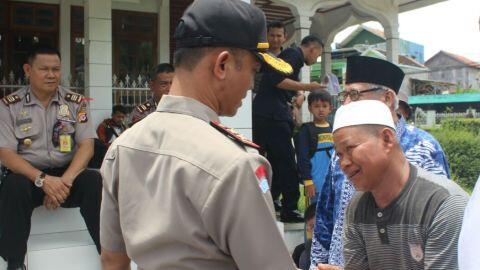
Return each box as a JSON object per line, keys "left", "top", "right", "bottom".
{"left": 310, "top": 117, "right": 450, "bottom": 269}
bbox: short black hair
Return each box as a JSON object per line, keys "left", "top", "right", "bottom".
{"left": 304, "top": 203, "right": 316, "bottom": 221}
{"left": 112, "top": 105, "right": 127, "bottom": 115}
{"left": 301, "top": 35, "right": 324, "bottom": 48}
{"left": 174, "top": 47, "right": 210, "bottom": 71}
{"left": 150, "top": 63, "right": 174, "bottom": 80}
{"left": 267, "top": 20, "right": 286, "bottom": 34}
{"left": 27, "top": 44, "right": 61, "bottom": 64}
{"left": 173, "top": 47, "right": 244, "bottom": 71}
{"left": 308, "top": 90, "right": 332, "bottom": 106}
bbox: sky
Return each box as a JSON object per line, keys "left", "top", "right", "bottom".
{"left": 332, "top": 0, "right": 480, "bottom": 62}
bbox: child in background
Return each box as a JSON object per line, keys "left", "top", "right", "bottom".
{"left": 295, "top": 90, "right": 333, "bottom": 206}
{"left": 292, "top": 203, "right": 316, "bottom": 270}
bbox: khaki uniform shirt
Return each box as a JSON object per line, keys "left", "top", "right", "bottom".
{"left": 129, "top": 97, "right": 157, "bottom": 126}
{"left": 0, "top": 86, "right": 96, "bottom": 169}
{"left": 101, "top": 95, "right": 296, "bottom": 270}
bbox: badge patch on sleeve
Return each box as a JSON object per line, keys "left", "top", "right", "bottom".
{"left": 77, "top": 103, "right": 88, "bottom": 123}
{"left": 255, "top": 165, "right": 270, "bottom": 194}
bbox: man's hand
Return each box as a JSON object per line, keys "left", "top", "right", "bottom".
{"left": 42, "top": 175, "right": 71, "bottom": 205}
{"left": 317, "top": 264, "right": 343, "bottom": 270}
{"left": 60, "top": 175, "right": 75, "bottom": 188}
{"left": 43, "top": 195, "right": 60, "bottom": 210}
{"left": 101, "top": 249, "right": 131, "bottom": 270}
{"left": 307, "top": 82, "right": 326, "bottom": 91}
{"left": 305, "top": 184, "right": 316, "bottom": 199}
{"left": 294, "top": 93, "right": 305, "bottom": 108}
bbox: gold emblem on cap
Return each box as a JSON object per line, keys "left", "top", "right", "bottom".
{"left": 257, "top": 42, "right": 269, "bottom": 50}
{"left": 23, "top": 138, "right": 32, "bottom": 147}
{"left": 258, "top": 52, "right": 293, "bottom": 75}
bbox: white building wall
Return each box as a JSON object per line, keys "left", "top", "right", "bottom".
{"left": 10, "top": 0, "right": 254, "bottom": 139}
{"left": 220, "top": 0, "right": 253, "bottom": 140}
{"left": 12, "top": 0, "right": 158, "bottom": 12}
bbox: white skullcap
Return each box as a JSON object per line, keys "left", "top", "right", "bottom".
{"left": 332, "top": 100, "right": 396, "bottom": 133}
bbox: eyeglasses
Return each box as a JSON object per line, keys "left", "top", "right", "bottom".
{"left": 337, "top": 87, "right": 385, "bottom": 103}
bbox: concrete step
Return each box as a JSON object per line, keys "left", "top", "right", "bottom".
{"left": 282, "top": 222, "right": 305, "bottom": 253}
{"left": 0, "top": 208, "right": 305, "bottom": 270}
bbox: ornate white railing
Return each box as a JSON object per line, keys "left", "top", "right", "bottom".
{"left": 0, "top": 72, "right": 151, "bottom": 111}
{"left": 112, "top": 74, "right": 151, "bottom": 111}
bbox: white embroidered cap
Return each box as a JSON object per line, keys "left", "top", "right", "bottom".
{"left": 332, "top": 100, "right": 395, "bottom": 133}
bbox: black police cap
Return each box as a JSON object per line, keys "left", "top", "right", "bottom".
{"left": 174, "top": 0, "right": 292, "bottom": 75}
{"left": 346, "top": 56, "right": 405, "bottom": 93}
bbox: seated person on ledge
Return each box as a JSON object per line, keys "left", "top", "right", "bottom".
{"left": 0, "top": 44, "right": 101, "bottom": 270}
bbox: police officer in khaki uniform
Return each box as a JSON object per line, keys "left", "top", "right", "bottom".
{"left": 0, "top": 45, "right": 101, "bottom": 270}
{"left": 129, "top": 63, "right": 174, "bottom": 126}
{"left": 100, "top": 0, "right": 299, "bottom": 269}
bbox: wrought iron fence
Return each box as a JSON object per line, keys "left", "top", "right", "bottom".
{"left": 436, "top": 112, "right": 480, "bottom": 123}
{"left": 112, "top": 74, "right": 151, "bottom": 112}
{"left": 414, "top": 108, "right": 480, "bottom": 127}
{"left": 0, "top": 72, "right": 151, "bottom": 111}
{"left": 0, "top": 71, "right": 28, "bottom": 97}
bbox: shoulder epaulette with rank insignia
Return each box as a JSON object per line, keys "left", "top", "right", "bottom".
{"left": 65, "top": 93, "right": 83, "bottom": 104}
{"left": 210, "top": 121, "right": 260, "bottom": 150}
{"left": 2, "top": 94, "right": 21, "bottom": 106}
{"left": 136, "top": 101, "right": 153, "bottom": 113}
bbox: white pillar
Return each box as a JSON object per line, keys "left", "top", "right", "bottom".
{"left": 311, "top": 3, "right": 358, "bottom": 78}
{"left": 320, "top": 43, "right": 332, "bottom": 78}
{"left": 349, "top": 0, "right": 400, "bottom": 64}
{"left": 293, "top": 11, "right": 313, "bottom": 123}
{"left": 218, "top": 0, "right": 253, "bottom": 139}
{"left": 385, "top": 15, "right": 400, "bottom": 64}
{"left": 60, "top": 0, "right": 71, "bottom": 86}
{"left": 84, "top": 0, "right": 112, "bottom": 129}
{"left": 158, "top": 0, "right": 170, "bottom": 64}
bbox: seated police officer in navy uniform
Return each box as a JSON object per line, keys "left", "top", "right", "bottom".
{"left": 0, "top": 45, "right": 101, "bottom": 270}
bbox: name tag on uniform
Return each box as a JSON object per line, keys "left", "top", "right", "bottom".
{"left": 59, "top": 134, "right": 72, "bottom": 152}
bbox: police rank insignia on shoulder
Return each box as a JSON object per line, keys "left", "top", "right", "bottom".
{"left": 65, "top": 93, "right": 83, "bottom": 104}
{"left": 136, "top": 102, "right": 152, "bottom": 113}
{"left": 2, "top": 94, "right": 21, "bottom": 106}
{"left": 77, "top": 102, "right": 88, "bottom": 123}
{"left": 210, "top": 121, "right": 260, "bottom": 150}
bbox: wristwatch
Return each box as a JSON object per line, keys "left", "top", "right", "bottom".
{"left": 34, "top": 172, "right": 46, "bottom": 188}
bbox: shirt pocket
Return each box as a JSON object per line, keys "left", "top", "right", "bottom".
{"left": 14, "top": 121, "right": 41, "bottom": 148}
{"left": 61, "top": 121, "right": 76, "bottom": 136}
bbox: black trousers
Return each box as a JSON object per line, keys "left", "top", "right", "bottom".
{"left": 253, "top": 116, "right": 300, "bottom": 213}
{"left": 0, "top": 168, "right": 102, "bottom": 262}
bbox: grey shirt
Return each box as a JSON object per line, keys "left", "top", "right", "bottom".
{"left": 0, "top": 86, "right": 96, "bottom": 169}
{"left": 129, "top": 97, "right": 157, "bottom": 126}
{"left": 344, "top": 165, "right": 469, "bottom": 270}
{"left": 101, "top": 95, "right": 296, "bottom": 270}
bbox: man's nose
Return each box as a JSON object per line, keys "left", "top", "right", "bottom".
{"left": 339, "top": 156, "right": 352, "bottom": 170}
{"left": 343, "top": 95, "right": 352, "bottom": 105}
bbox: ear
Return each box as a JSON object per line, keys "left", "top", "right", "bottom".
{"left": 23, "top": 63, "right": 31, "bottom": 78}
{"left": 212, "top": 51, "right": 231, "bottom": 80}
{"left": 380, "top": 128, "right": 396, "bottom": 151}
{"left": 383, "top": 90, "right": 395, "bottom": 110}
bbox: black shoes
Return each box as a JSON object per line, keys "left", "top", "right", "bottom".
{"left": 273, "top": 200, "right": 282, "bottom": 212}
{"left": 280, "top": 210, "right": 304, "bottom": 223}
